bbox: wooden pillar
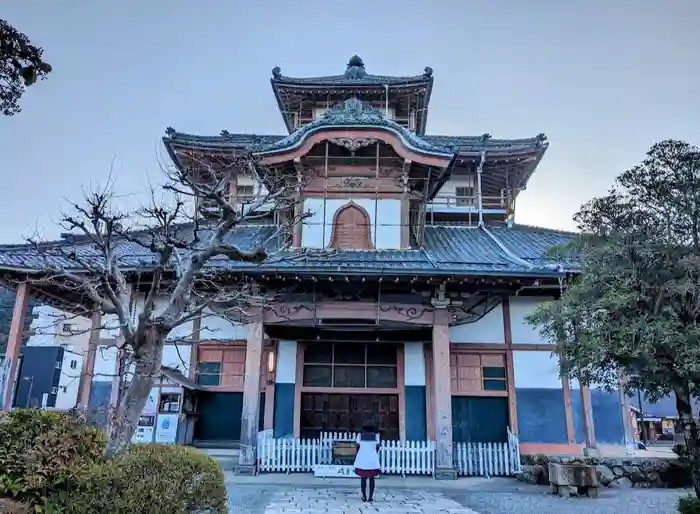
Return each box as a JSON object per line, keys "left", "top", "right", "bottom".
{"left": 561, "top": 376, "right": 576, "bottom": 444}
{"left": 237, "top": 319, "right": 264, "bottom": 473}
{"left": 187, "top": 315, "right": 202, "bottom": 380}
{"left": 77, "top": 309, "right": 102, "bottom": 410}
{"left": 580, "top": 384, "right": 598, "bottom": 454}
{"left": 431, "top": 308, "right": 456, "bottom": 479}
{"left": 1, "top": 283, "right": 30, "bottom": 410}
{"left": 502, "top": 298, "right": 518, "bottom": 434}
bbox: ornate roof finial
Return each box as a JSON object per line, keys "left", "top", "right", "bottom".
{"left": 423, "top": 66, "right": 433, "bottom": 78}
{"left": 271, "top": 66, "right": 282, "bottom": 79}
{"left": 165, "top": 127, "right": 176, "bottom": 137}
{"left": 480, "top": 133, "right": 492, "bottom": 143}
{"left": 535, "top": 133, "right": 548, "bottom": 146}
{"left": 345, "top": 55, "right": 367, "bottom": 79}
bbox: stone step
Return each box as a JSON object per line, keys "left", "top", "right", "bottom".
{"left": 197, "top": 447, "right": 241, "bottom": 470}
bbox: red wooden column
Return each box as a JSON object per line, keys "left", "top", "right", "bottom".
{"left": 431, "top": 307, "right": 457, "bottom": 480}
{"left": 1, "top": 283, "right": 30, "bottom": 411}
{"left": 237, "top": 318, "right": 264, "bottom": 474}
{"left": 77, "top": 310, "right": 102, "bottom": 411}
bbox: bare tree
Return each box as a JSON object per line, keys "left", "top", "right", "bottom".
{"left": 17, "top": 150, "right": 309, "bottom": 455}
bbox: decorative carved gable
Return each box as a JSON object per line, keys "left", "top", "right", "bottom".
{"left": 329, "top": 203, "right": 373, "bottom": 250}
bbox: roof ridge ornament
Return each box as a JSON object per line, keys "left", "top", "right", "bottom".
{"left": 344, "top": 55, "right": 367, "bottom": 79}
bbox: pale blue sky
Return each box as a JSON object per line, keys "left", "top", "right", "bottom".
{"left": 1, "top": 0, "right": 697, "bottom": 242}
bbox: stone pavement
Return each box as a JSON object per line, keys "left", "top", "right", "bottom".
{"left": 226, "top": 474, "right": 688, "bottom": 514}
{"left": 262, "top": 488, "right": 478, "bottom": 513}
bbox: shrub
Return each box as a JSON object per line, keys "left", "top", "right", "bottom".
{"left": 0, "top": 409, "right": 105, "bottom": 507}
{"left": 54, "top": 444, "right": 227, "bottom": 514}
{"left": 679, "top": 496, "right": 700, "bottom": 514}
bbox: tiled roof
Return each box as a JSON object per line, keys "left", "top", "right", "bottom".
{"left": 488, "top": 224, "right": 578, "bottom": 268}
{"left": 164, "top": 130, "right": 548, "bottom": 157}
{"left": 256, "top": 99, "right": 452, "bottom": 157}
{"left": 270, "top": 56, "right": 433, "bottom": 88}
{"left": 0, "top": 224, "right": 575, "bottom": 277}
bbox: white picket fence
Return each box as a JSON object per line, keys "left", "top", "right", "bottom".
{"left": 257, "top": 429, "right": 521, "bottom": 477}
{"left": 454, "top": 429, "right": 521, "bottom": 476}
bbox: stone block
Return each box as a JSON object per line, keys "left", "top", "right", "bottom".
{"left": 549, "top": 462, "right": 600, "bottom": 498}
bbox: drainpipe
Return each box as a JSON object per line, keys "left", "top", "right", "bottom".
{"left": 477, "top": 150, "right": 485, "bottom": 227}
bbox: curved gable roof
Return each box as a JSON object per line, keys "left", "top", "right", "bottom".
{"left": 256, "top": 98, "right": 453, "bottom": 159}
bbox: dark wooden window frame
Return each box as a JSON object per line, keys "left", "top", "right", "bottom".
{"left": 302, "top": 343, "right": 398, "bottom": 390}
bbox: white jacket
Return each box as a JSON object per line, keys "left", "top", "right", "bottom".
{"left": 353, "top": 433, "right": 381, "bottom": 470}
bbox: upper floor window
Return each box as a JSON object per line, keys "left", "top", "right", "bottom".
{"left": 237, "top": 185, "right": 255, "bottom": 201}
{"left": 455, "top": 186, "right": 475, "bottom": 206}
{"left": 329, "top": 203, "right": 373, "bottom": 250}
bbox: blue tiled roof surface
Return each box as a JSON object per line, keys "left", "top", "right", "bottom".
{"left": 488, "top": 224, "right": 578, "bottom": 268}
{"left": 256, "top": 99, "right": 452, "bottom": 157}
{"left": 270, "top": 56, "right": 432, "bottom": 87}
{"left": 165, "top": 130, "right": 547, "bottom": 157}
{"left": 0, "top": 224, "right": 575, "bottom": 277}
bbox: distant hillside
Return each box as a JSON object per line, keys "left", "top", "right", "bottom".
{"left": 0, "top": 287, "right": 37, "bottom": 356}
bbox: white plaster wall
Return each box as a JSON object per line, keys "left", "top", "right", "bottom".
{"left": 450, "top": 303, "right": 505, "bottom": 344}
{"left": 92, "top": 344, "right": 118, "bottom": 382}
{"left": 26, "top": 305, "right": 91, "bottom": 352}
{"left": 55, "top": 349, "right": 82, "bottom": 410}
{"left": 199, "top": 309, "right": 248, "bottom": 340}
{"left": 161, "top": 344, "right": 192, "bottom": 375}
{"left": 275, "top": 340, "right": 297, "bottom": 384}
{"left": 100, "top": 314, "right": 122, "bottom": 340}
{"left": 436, "top": 178, "right": 474, "bottom": 197}
{"left": 510, "top": 296, "right": 556, "bottom": 345}
{"left": 513, "top": 351, "right": 562, "bottom": 389}
{"left": 301, "top": 198, "right": 402, "bottom": 249}
{"left": 403, "top": 342, "right": 426, "bottom": 386}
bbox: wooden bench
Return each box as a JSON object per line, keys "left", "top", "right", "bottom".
{"left": 332, "top": 441, "right": 358, "bottom": 465}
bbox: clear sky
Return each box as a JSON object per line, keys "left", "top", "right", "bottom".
{"left": 0, "top": 0, "right": 697, "bottom": 242}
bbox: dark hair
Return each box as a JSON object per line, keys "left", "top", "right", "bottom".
{"left": 360, "top": 419, "right": 377, "bottom": 440}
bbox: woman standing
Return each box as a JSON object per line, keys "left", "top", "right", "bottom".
{"left": 353, "top": 421, "right": 381, "bottom": 502}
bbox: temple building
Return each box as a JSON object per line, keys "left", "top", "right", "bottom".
{"left": 0, "top": 56, "right": 629, "bottom": 478}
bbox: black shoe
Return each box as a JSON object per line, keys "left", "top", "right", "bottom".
{"left": 362, "top": 496, "right": 367, "bottom": 502}
{"left": 368, "top": 498, "right": 374, "bottom": 502}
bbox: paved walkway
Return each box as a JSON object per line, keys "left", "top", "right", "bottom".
{"left": 225, "top": 474, "right": 686, "bottom": 513}
{"left": 262, "top": 488, "right": 478, "bottom": 513}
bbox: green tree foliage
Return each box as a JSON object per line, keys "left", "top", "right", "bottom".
{"left": 0, "top": 19, "right": 51, "bottom": 115}
{"left": 0, "top": 410, "right": 105, "bottom": 507}
{"left": 527, "top": 140, "right": 700, "bottom": 497}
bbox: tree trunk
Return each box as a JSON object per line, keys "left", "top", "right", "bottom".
{"left": 675, "top": 384, "right": 700, "bottom": 498}
{"left": 105, "top": 327, "right": 163, "bottom": 456}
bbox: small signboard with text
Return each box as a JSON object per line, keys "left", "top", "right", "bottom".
{"left": 313, "top": 464, "right": 357, "bottom": 478}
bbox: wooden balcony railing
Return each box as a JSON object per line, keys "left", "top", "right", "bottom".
{"left": 428, "top": 194, "right": 509, "bottom": 210}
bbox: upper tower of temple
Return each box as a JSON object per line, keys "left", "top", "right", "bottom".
{"left": 270, "top": 55, "right": 434, "bottom": 135}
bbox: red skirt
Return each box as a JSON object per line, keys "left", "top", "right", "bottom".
{"left": 355, "top": 468, "right": 380, "bottom": 478}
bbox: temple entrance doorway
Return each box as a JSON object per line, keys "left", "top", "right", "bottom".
{"left": 299, "top": 341, "right": 401, "bottom": 440}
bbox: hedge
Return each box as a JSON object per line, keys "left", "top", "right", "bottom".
{"left": 0, "top": 409, "right": 105, "bottom": 507}
{"left": 54, "top": 444, "right": 228, "bottom": 514}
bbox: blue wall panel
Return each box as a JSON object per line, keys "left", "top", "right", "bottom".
{"left": 515, "top": 388, "right": 568, "bottom": 443}
{"left": 405, "top": 386, "right": 427, "bottom": 441}
{"left": 273, "top": 383, "right": 295, "bottom": 438}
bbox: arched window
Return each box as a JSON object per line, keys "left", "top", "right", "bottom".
{"left": 329, "top": 203, "right": 373, "bottom": 250}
